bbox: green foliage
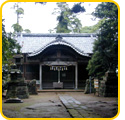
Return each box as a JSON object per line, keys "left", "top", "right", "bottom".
{"left": 87, "top": 2, "right": 118, "bottom": 77}
{"left": 12, "top": 24, "right": 31, "bottom": 34}
{"left": 93, "top": 2, "right": 118, "bottom": 20}
{"left": 55, "top": 2, "right": 71, "bottom": 33}
{"left": 12, "top": 23, "right": 23, "bottom": 33}
{"left": 2, "top": 20, "right": 21, "bottom": 92}
{"left": 71, "top": 3, "right": 85, "bottom": 13}
{"left": 70, "top": 17, "right": 82, "bottom": 33}
{"left": 12, "top": 3, "right": 31, "bottom": 34}
{"left": 81, "top": 19, "right": 105, "bottom": 33}
{"left": 54, "top": 2, "right": 85, "bottom": 33}
{"left": 2, "top": 20, "right": 21, "bottom": 65}
{"left": 24, "top": 29, "right": 31, "bottom": 33}
{"left": 81, "top": 26, "right": 93, "bottom": 33}
{"left": 16, "top": 7, "right": 24, "bottom": 15}
{"left": 2, "top": 65, "right": 10, "bottom": 92}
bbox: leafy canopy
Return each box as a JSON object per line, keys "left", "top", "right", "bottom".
{"left": 12, "top": 3, "right": 31, "bottom": 35}
{"left": 16, "top": 7, "right": 24, "bottom": 15}
{"left": 2, "top": 19, "right": 21, "bottom": 65}
{"left": 71, "top": 3, "right": 85, "bottom": 13}
{"left": 54, "top": 2, "right": 85, "bottom": 33}
{"left": 87, "top": 2, "right": 118, "bottom": 77}
{"left": 81, "top": 19, "right": 105, "bottom": 33}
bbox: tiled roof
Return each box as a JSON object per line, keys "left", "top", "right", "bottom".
{"left": 16, "top": 33, "right": 96, "bottom": 57}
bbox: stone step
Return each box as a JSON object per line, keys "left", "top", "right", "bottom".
{"left": 37, "top": 89, "right": 84, "bottom": 92}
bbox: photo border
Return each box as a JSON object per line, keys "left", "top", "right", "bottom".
{"left": 0, "top": 0, "right": 120, "bottom": 119}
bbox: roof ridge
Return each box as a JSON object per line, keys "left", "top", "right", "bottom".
{"left": 17, "top": 33, "right": 96, "bottom": 37}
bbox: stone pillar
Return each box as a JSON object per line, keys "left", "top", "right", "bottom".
{"left": 39, "top": 64, "right": 42, "bottom": 89}
{"left": 99, "top": 70, "right": 118, "bottom": 97}
{"left": 75, "top": 63, "right": 78, "bottom": 89}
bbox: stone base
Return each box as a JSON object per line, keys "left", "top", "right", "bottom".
{"left": 53, "top": 82, "right": 63, "bottom": 89}
{"left": 6, "top": 82, "right": 29, "bottom": 99}
{"left": 27, "top": 80, "right": 38, "bottom": 95}
{"left": 4, "top": 98, "right": 23, "bottom": 103}
{"left": 16, "top": 85, "right": 29, "bottom": 99}
{"left": 99, "top": 71, "right": 118, "bottom": 97}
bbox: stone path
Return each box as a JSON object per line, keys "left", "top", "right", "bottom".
{"left": 20, "top": 102, "right": 71, "bottom": 118}
{"left": 2, "top": 92, "right": 118, "bottom": 118}
{"left": 59, "top": 94, "right": 101, "bottom": 118}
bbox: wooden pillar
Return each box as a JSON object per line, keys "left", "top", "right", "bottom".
{"left": 75, "top": 63, "right": 78, "bottom": 89}
{"left": 39, "top": 64, "right": 42, "bottom": 89}
{"left": 58, "top": 70, "right": 60, "bottom": 83}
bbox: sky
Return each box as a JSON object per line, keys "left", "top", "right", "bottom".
{"left": 2, "top": 2, "right": 100, "bottom": 33}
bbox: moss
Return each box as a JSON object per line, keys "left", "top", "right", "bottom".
{"left": 2, "top": 102, "right": 34, "bottom": 112}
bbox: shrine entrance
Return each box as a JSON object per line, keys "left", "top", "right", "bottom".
{"left": 42, "top": 65, "right": 75, "bottom": 89}
{"left": 39, "top": 61, "right": 78, "bottom": 89}
{"left": 27, "top": 44, "right": 89, "bottom": 90}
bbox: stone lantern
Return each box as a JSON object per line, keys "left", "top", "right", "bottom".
{"left": 5, "top": 64, "right": 23, "bottom": 103}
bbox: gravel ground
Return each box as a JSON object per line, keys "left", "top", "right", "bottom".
{"left": 2, "top": 92, "right": 118, "bottom": 118}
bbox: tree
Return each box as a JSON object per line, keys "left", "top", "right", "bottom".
{"left": 87, "top": 2, "right": 118, "bottom": 77}
{"left": 54, "top": 2, "right": 85, "bottom": 33}
{"left": 71, "top": 2, "right": 85, "bottom": 13}
{"left": 24, "top": 29, "right": 31, "bottom": 33}
{"left": 12, "top": 3, "right": 31, "bottom": 35}
{"left": 81, "top": 19, "right": 105, "bottom": 33}
{"left": 12, "top": 23, "right": 23, "bottom": 33}
{"left": 2, "top": 19, "right": 21, "bottom": 92}
{"left": 54, "top": 2, "right": 71, "bottom": 33}
{"left": 2, "top": 19, "right": 21, "bottom": 65}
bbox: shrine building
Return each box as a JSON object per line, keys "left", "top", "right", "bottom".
{"left": 14, "top": 33, "right": 96, "bottom": 89}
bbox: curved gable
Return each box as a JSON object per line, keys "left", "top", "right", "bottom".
{"left": 28, "top": 35, "right": 90, "bottom": 57}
